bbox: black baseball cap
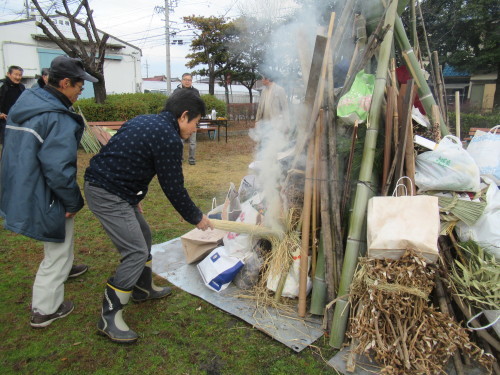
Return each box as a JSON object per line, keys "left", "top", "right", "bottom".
{"left": 49, "top": 55, "right": 98, "bottom": 82}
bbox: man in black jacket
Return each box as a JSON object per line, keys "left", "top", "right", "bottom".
{"left": 84, "top": 89, "right": 213, "bottom": 343}
{"left": 0, "top": 65, "right": 25, "bottom": 145}
{"left": 173, "top": 73, "right": 200, "bottom": 165}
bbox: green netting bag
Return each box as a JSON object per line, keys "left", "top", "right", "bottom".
{"left": 337, "top": 69, "right": 375, "bottom": 125}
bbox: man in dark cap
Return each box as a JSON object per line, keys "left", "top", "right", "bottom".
{"left": 0, "top": 65, "right": 25, "bottom": 146}
{"left": 0, "top": 55, "right": 97, "bottom": 328}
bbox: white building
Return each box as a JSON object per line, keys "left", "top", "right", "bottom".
{"left": 143, "top": 76, "right": 260, "bottom": 104}
{"left": 0, "top": 17, "right": 142, "bottom": 99}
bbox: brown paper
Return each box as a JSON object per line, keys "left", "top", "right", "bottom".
{"left": 180, "top": 228, "right": 227, "bottom": 264}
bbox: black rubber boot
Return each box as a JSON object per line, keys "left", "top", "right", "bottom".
{"left": 97, "top": 279, "right": 138, "bottom": 343}
{"left": 132, "top": 258, "right": 172, "bottom": 302}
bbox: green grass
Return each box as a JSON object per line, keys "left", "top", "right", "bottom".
{"left": 0, "top": 135, "right": 339, "bottom": 375}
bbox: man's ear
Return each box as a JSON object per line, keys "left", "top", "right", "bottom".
{"left": 179, "top": 110, "right": 189, "bottom": 122}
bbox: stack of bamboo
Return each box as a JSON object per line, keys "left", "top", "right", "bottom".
{"left": 256, "top": 0, "right": 499, "bottom": 373}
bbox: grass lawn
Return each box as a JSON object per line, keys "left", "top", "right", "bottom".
{"left": 0, "top": 132, "right": 339, "bottom": 375}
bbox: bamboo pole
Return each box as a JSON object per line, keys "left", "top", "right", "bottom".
{"left": 340, "top": 120, "right": 358, "bottom": 219}
{"left": 319, "top": 110, "right": 337, "bottom": 324}
{"left": 455, "top": 91, "right": 461, "bottom": 139}
{"left": 309, "top": 232, "right": 327, "bottom": 315}
{"left": 298, "top": 123, "right": 315, "bottom": 317}
{"left": 329, "top": 0, "right": 399, "bottom": 349}
{"left": 394, "top": 16, "right": 449, "bottom": 136}
{"left": 416, "top": 0, "right": 437, "bottom": 93}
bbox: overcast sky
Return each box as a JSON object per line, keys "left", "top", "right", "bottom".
{"left": 0, "top": 0, "right": 242, "bottom": 79}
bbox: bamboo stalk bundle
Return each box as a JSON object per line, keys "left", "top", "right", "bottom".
{"left": 77, "top": 108, "right": 102, "bottom": 154}
{"left": 330, "top": 0, "right": 399, "bottom": 349}
{"left": 436, "top": 195, "right": 487, "bottom": 226}
{"left": 210, "top": 219, "right": 283, "bottom": 240}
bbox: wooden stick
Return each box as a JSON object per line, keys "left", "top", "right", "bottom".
{"left": 292, "top": 13, "right": 336, "bottom": 169}
{"left": 311, "top": 108, "right": 322, "bottom": 278}
{"left": 455, "top": 91, "right": 461, "bottom": 139}
{"left": 404, "top": 111, "right": 416, "bottom": 195}
{"left": 382, "top": 85, "right": 394, "bottom": 194}
{"left": 434, "top": 274, "right": 465, "bottom": 375}
{"left": 298, "top": 122, "right": 316, "bottom": 317}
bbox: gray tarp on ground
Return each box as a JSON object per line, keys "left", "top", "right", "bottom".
{"left": 151, "top": 237, "right": 324, "bottom": 352}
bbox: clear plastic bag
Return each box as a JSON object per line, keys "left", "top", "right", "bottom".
{"left": 415, "top": 135, "right": 480, "bottom": 192}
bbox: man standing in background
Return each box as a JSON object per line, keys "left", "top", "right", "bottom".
{"left": 32, "top": 68, "right": 50, "bottom": 89}
{"left": 174, "top": 73, "right": 200, "bottom": 165}
{"left": 0, "top": 65, "right": 25, "bottom": 146}
{"left": 255, "top": 74, "right": 290, "bottom": 132}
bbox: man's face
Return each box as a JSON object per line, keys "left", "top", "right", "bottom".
{"left": 262, "top": 77, "right": 271, "bottom": 87}
{"left": 178, "top": 112, "right": 201, "bottom": 140}
{"left": 7, "top": 69, "right": 23, "bottom": 84}
{"left": 181, "top": 75, "right": 193, "bottom": 88}
{"left": 59, "top": 78, "right": 84, "bottom": 103}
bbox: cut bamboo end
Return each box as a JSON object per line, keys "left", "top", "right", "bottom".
{"left": 210, "top": 219, "right": 284, "bottom": 240}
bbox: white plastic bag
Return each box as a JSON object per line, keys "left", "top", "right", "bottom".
{"left": 415, "top": 135, "right": 481, "bottom": 192}
{"left": 197, "top": 246, "right": 244, "bottom": 292}
{"left": 266, "top": 254, "right": 312, "bottom": 298}
{"left": 223, "top": 195, "right": 262, "bottom": 258}
{"left": 455, "top": 178, "right": 500, "bottom": 260}
{"left": 467, "top": 125, "right": 500, "bottom": 185}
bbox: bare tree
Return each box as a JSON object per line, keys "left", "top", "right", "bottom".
{"left": 31, "top": 0, "right": 109, "bottom": 103}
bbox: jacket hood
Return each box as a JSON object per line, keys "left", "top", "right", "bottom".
{"left": 8, "top": 88, "right": 80, "bottom": 125}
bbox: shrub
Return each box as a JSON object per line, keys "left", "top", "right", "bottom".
{"left": 201, "top": 94, "right": 227, "bottom": 118}
{"left": 448, "top": 109, "right": 500, "bottom": 138}
{"left": 75, "top": 92, "right": 226, "bottom": 121}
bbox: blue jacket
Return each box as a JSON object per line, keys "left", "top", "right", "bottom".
{"left": 0, "top": 88, "right": 84, "bottom": 242}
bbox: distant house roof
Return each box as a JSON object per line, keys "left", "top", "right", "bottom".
{"left": 442, "top": 64, "right": 470, "bottom": 77}
{"left": 143, "top": 75, "right": 166, "bottom": 81}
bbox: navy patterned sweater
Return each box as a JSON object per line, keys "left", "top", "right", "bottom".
{"left": 84, "top": 111, "right": 202, "bottom": 225}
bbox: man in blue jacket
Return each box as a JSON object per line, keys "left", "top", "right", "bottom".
{"left": 0, "top": 56, "right": 97, "bottom": 328}
{"left": 84, "top": 89, "right": 213, "bottom": 343}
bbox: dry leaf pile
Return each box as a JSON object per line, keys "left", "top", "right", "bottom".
{"left": 347, "top": 249, "right": 494, "bottom": 375}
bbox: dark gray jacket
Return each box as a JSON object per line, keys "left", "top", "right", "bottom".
{"left": 0, "top": 88, "right": 84, "bottom": 242}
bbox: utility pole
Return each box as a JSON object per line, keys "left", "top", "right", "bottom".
{"left": 25, "top": 0, "right": 31, "bottom": 18}
{"left": 164, "top": 0, "right": 171, "bottom": 94}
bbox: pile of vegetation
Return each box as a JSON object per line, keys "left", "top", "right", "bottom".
{"left": 75, "top": 93, "right": 226, "bottom": 122}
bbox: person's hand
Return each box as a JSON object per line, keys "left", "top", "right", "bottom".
{"left": 0, "top": 113, "right": 6, "bottom": 120}
{"left": 196, "top": 215, "right": 214, "bottom": 231}
{"left": 136, "top": 202, "right": 144, "bottom": 214}
{"left": 65, "top": 212, "right": 77, "bottom": 218}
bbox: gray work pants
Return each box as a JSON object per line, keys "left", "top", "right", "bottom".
{"left": 84, "top": 182, "right": 151, "bottom": 290}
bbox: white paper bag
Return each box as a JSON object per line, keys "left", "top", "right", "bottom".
{"left": 367, "top": 195, "right": 440, "bottom": 263}
{"left": 197, "top": 246, "right": 244, "bottom": 292}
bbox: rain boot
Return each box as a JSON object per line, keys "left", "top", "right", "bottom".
{"left": 132, "top": 257, "right": 172, "bottom": 302}
{"left": 97, "top": 279, "right": 138, "bottom": 343}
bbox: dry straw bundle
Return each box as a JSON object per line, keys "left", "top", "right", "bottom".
{"left": 347, "top": 249, "right": 494, "bottom": 375}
